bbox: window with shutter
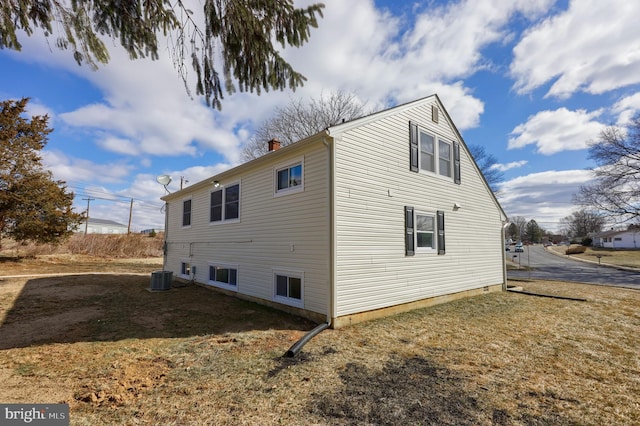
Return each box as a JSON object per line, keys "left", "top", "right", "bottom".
{"left": 437, "top": 210, "right": 446, "bottom": 255}
{"left": 454, "top": 142, "right": 461, "bottom": 185}
{"left": 405, "top": 208, "right": 446, "bottom": 255}
{"left": 409, "top": 121, "right": 461, "bottom": 184}
{"left": 409, "top": 122, "right": 419, "bottom": 172}
{"left": 405, "top": 206, "right": 415, "bottom": 256}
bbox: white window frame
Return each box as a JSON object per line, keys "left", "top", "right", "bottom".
{"left": 182, "top": 197, "right": 192, "bottom": 228}
{"left": 415, "top": 211, "right": 437, "bottom": 253}
{"left": 438, "top": 139, "right": 453, "bottom": 178}
{"left": 209, "top": 182, "right": 241, "bottom": 224}
{"left": 274, "top": 157, "right": 304, "bottom": 197}
{"left": 207, "top": 262, "right": 238, "bottom": 291}
{"left": 272, "top": 269, "right": 304, "bottom": 308}
{"left": 179, "top": 259, "right": 191, "bottom": 279}
{"left": 418, "top": 129, "right": 454, "bottom": 181}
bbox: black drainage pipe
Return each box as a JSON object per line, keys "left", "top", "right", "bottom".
{"left": 284, "top": 322, "right": 330, "bottom": 358}
{"left": 507, "top": 288, "right": 587, "bottom": 302}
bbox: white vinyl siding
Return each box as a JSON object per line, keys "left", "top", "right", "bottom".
{"left": 332, "top": 99, "right": 505, "bottom": 317}
{"left": 164, "top": 141, "right": 329, "bottom": 316}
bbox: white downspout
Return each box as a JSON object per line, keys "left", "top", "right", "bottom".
{"left": 323, "top": 134, "right": 336, "bottom": 327}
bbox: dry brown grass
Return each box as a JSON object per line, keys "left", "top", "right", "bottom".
{"left": 548, "top": 245, "right": 640, "bottom": 268}
{"left": 1, "top": 259, "right": 638, "bottom": 425}
{"left": 1, "top": 233, "right": 164, "bottom": 259}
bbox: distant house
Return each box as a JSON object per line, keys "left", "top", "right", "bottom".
{"left": 84, "top": 218, "right": 128, "bottom": 234}
{"left": 592, "top": 229, "right": 640, "bottom": 249}
{"left": 161, "top": 94, "right": 507, "bottom": 327}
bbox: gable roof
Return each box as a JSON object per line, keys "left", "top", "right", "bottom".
{"left": 163, "top": 94, "right": 507, "bottom": 222}
{"left": 593, "top": 229, "right": 638, "bottom": 238}
{"left": 327, "top": 94, "right": 507, "bottom": 221}
{"left": 87, "top": 218, "right": 127, "bottom": 227}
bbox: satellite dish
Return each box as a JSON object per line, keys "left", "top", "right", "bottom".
{"left": 156, "top": 175, "right": 172, "bottom": 185}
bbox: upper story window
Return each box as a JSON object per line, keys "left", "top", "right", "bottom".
{"left": 410, "top": 121, "right": 460, "bottom": 184}
{"left": 275, "top": 159, "right": 304, "bottom": 196}
{"left": 210, "top": 183, "right": 240, "bottom": 223}
{"left": 420, "top": 132, "right": 435, "bottom": 173}
{"left": 439, "top": 139, "right": 452, "bottom": 178}
{"left": 182, "top": 199, "right": 192, "bottom": 227}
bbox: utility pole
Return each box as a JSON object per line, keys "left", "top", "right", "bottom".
{"left": 180, "top": 176, "right": 188, "bottom": 190}
{"left": 127, "top": 198, "right": 133, "bottom": 234}
{"left": 82, "top": 197, "right": 95, "bottom": 234}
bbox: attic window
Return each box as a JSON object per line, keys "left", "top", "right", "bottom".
{"left": 409, "top": 122, "right": 461, "bottom": 184}
{"left": 432, "top": 105, "right": 439, "bottom": 123}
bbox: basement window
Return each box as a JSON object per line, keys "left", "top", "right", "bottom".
{"left": 208, "top": 264, "right": 238, "bottom": 290}
{"left": 273, "top": 270, "right": 304, "bottom": 308}
{"left": 180, "top": 261, "right": 191, "bottom": 279}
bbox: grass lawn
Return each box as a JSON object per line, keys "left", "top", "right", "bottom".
{"left": 548, "top": 245, "right": 640, "bottom": 268}
{"left": 1, "top": 257, "right": 639, "bottom": 425}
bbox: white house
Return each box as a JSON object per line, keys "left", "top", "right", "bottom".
{"left": 84, "top": 218, "right": 128, "bottom": 234}
{"left": 593, "top": 229, "right": 640, "bottom": 249}
{"left": 161, "top": 95, "right": 507, "bottom": 328}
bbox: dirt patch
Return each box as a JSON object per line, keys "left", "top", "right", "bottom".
{"left": 0, "top": 306, "right": 103, "bottom": 349}
{"left": 0, "top": 262, "right": 639, "bottom": 425}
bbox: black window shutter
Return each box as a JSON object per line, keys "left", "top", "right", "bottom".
{"left": 409, "top": 121, "right": 419, "bottom": 172}
{"left": 437, "top": 210, "right": 445, "bottom": 255}
{"left": 454, "top": 142, "right": 461, "bottom": 185}
{"left": 405, "top": 206, "right": 415, "bottom": 256}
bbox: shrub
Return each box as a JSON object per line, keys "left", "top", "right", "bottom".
{"left": 566, "top": 245, "right": 587, "bottom": 255}
{"left": 581, "top": 237, "right": 592, "bottom": 247}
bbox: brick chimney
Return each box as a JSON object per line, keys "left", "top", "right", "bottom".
{"left": 268, "top": 138, "right": 281, "bottom": 152}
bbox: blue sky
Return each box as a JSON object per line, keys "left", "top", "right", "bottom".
{"left": 1, "top": 0, "right": 640, "bottom": 232}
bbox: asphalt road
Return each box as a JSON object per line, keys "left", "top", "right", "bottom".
{"left": 507, "top": 245, "right": 640, "bottom": 289}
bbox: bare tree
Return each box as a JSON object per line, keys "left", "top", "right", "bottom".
{"left": 575, "top": 115, "right": 640, "bottom": 223}
{"left": 467, "top": 144, "right": 504, "bottom": 194}
{"left": 559, "top": 209, "right": 605, "bottom": 239}
{"left": 510, "top": 216, "right": 527, "bottom": 242}
{"left": 241, "top": 91, "right": 368, "bottom": 161}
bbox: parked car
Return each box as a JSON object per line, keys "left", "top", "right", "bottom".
{"left": 514, "top": 243, "right": 524, "bottom": 252}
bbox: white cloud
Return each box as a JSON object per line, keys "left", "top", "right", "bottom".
{"left": 498, "top": 169, "right": 594, "bottom": 230}
{"left": 491, "top": 160, "right": 528, "bottom": 172}
{"left": 511, "top": 0, "right": 640, "bottom": 98}
{"left": 508, "top": 108, "right": 605, "bottom": 154}
{"left": 42, "top": 150, "right": 133, "bottom": 184}
{"left": 97, "top": 136, "right": 140, "bottom": 156}
{"left": 285, "top": 0, "right": 553, "bottom": 130}
{"left": 612, "top": 92, "right": 640, "bottom": 125}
